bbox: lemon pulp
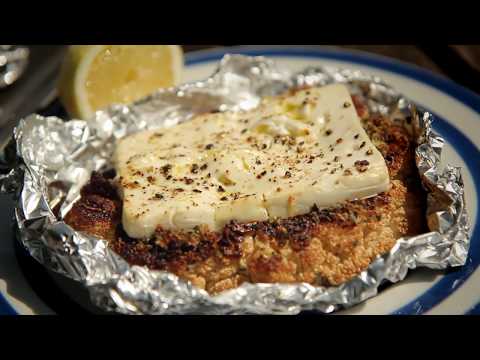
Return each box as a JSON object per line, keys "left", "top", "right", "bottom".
{"left": 57, "top": 45, "right": 183, "bottom": 119}
{"left": 85, "top": 45, "right": 175, "bottom": 111}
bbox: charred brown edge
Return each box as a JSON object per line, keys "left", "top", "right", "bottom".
{"left": 110, "top": 182, "right": 392, "bottom": 271}
{"left": 67, "top": 92, "right": 420, "bottom": 275}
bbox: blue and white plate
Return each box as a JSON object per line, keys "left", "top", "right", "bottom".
{"left": 1, "top": 45, "right": 479, "bottom": 315}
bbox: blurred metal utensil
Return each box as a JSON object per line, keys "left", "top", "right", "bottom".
{"left": 0, "top": 45, "right": 30, "bottom": 89}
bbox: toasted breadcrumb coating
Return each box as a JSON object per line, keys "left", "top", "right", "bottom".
{"left": 65, "top": 92, "right": 427, "bottom": 294}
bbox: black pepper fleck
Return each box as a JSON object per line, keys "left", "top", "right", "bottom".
{"left": 161, "top": 164, "right": 172, "bottom": 175}
{"left": 354, "top": 160, "right": 370, "bottom": 173}
{"left": 256, "top": 170, "right": 268, "bottom": 179}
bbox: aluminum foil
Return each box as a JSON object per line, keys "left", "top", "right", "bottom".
{"left": 0, "top": 55, "right": 470, "bottom": 315}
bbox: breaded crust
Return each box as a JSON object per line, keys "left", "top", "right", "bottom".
{"left": 65, "top": 93, "right": 427, "bottom": 294}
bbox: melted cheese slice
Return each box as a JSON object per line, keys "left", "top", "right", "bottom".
{"left": 114, "top": 84, "right": 391, "bottom": 239}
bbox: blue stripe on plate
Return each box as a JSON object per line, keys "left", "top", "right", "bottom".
{"left": 466, "top": 303, "right": 480, "bottom": 315}
{"left": 186, "top": 46, "right": 480, "bottom": 315}
{"left": 0, "top": 293, "right": 17, "bottom": 315}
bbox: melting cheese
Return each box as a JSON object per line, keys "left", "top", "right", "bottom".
{"left": 114, "top": 84, "right": 391, "bottom": 239}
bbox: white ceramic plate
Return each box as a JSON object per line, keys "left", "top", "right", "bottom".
{"left": 2, "top": 45, "right": 480, "bottom": 315}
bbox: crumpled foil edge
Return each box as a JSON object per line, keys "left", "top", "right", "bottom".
{"left": 0, "top": 55, "right": 470, "bottom": 315}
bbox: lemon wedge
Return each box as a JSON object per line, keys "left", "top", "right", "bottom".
{"left": 57, "top": 45, "right": 183, "bottom": 119}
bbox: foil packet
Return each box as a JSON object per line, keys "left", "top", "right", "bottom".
{"left": 0, "top": 55, "right": 470, "bottom": 315}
